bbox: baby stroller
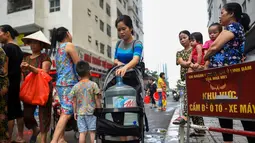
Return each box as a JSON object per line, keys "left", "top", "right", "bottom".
{"left": 94, "top": 65, "right": 149, "bottom": 143}
{"left": 50, "top": 86, "right": 79, "bottom": 140}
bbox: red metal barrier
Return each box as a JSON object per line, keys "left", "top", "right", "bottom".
{"left": 209, "top": 127, "right": 255, "bottom": 137}
{"left": 188, "top": 124, "right": 255, "bottom": 137}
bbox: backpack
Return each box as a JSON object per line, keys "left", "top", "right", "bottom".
{"left": 116, "top": 40, "right": 146, "bottom": 77}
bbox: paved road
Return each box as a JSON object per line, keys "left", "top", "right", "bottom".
{"left": 11, "top": 94, "right": 179, "bottom": 143}
{"left": 144, "top": 96, "right": 179, "bottom": 143}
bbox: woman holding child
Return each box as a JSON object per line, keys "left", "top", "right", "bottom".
{"left": 204, "top": 2, "right": 255, "bottom": 143}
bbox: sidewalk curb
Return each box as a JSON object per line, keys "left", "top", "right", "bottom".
{"left": 164, "top": 106, "right": 180, "bottom": 143}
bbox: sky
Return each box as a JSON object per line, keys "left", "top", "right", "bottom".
{"left": 143, "top": 0, "right": 209, "bottom": 88}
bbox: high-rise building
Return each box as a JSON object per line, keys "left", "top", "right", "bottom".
{"left": 111, "top": 0, "right": 144, "bottom": 48}
{"left": 0, "top": 0, "right": 143, "bottom": 85}
{"left": 157, "top": 63, "right": 168, "bottom": 79}
{"left": 207, "top": 0, "right": 255, "bottom": 26}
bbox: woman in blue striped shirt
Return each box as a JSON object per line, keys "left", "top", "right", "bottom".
{"left": 112, "top": 15, "right": 144, "bottom": 141}
{"left": 114, "top": 15, "right": 143, "bottom": 77}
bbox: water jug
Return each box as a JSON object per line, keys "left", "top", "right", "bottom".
{"left": 105, "top": 76, "right": 138, "bottom": 126}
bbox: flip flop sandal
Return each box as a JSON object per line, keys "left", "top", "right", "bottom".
{"left": 173, "top": 116, "right": 187, "bottom": 125}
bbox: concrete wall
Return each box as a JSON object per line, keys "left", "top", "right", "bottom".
{"left": 42, "top": 0, "right": 73, "bottom": 39}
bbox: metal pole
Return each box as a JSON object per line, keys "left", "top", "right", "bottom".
{"left": 179, "top": 125, "right": 185, "bottom": 143}
{"left": 186, "top": 116, "right": 190, "bottom": 143}
{"left": 178, "top": 92, "right": 185, "bottom": 143}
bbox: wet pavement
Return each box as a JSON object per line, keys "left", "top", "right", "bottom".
{"left": 144, "top": 96, "right": 179, "bottom": 143}
{"left": 164, "top": 105, "right": 249, "bottom": 143}
{"left": 11, "top": 94, "right": 179, "bottom": 143}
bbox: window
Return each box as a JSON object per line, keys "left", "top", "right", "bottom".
{"left": 7, "top": 0, "right": 33, "bottom": 14}
{"left": 50, "top": 0, "right": 60, "bottom": 13}
{"left": 107, "top": 46, "right": 112, "bottom": 58}
{"left": 95, "top": 15, "right": 98, "bottom": 22}
{"left": 135, "top": 6, "right": 139, "bottom": 15}
{"left": 107, "top": 24, "right": 111, "bottom": 37}
{"left": 100, "top": 43, "right": 105, "bottom": 54}
{"left": 106, "top": 3, "right": 111, "bottom": 16}
{"left": 117, "top": 8, "right": 122, "bottom": 17}
{"left": 136, "top": 33, "right": 139, "bottom": 40}
{"left": 219, "top": 4, "right": 221, "bottom": 18}
{"left": 100, "top": 20, "right": 104, "bottom": 32}
{"left": 99, "top": 0, "right": 104, "bottom": 9}
{"left": 209, "top": 9, "right": 212, "bottom": 20}
{"left": 95, "top": 40, "right": 99, "bottom": 47}
{"left": 88, "top": 35, "right": 92, "bottom": 43}
{"left": 87, "top": 9, "right": 91, "bottom": 16}
{"left": 242, "top": 0, "right": 247, "bottom": 13}
{"left": 136, "top": 20, "right": 139, "bottom": 28}
{"left": 123, "top": 1, "right": 127, "bottom": 9}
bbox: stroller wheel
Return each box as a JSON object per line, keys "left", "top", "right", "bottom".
{"left": 74, "top": 131, "right": 79, "bottom": 140}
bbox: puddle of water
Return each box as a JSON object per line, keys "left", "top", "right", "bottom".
{"left": 145, "top": 134, "right": 165, "bottom": 143}
{"left": 145, "top": 128, "right": 168, "bottom": 143}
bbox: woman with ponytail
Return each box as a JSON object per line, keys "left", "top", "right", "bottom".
{"left": 0, "top": 25, "right": 25, "bottom": 143}
{"left": 204, "top": 2, "right": 255, "bottom": 143}
{"left": 50, "top": 27, "right": 80, "bottom": 143}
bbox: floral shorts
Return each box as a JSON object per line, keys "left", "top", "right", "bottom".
{"left": 56, "top": 86, "right": 73, "bottom": 115}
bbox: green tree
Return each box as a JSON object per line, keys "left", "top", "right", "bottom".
{"left": 145, "top": 69, "right": 170, "bottom": 89}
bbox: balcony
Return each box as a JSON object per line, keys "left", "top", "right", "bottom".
{"left": 7, "top": 0, "right": 32, "bottom": 14}
{"left": 0, "top": 0, "right": 45, "bottom": 34}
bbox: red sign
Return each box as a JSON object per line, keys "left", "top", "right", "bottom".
{"left": 92, "top": 57, "right": 101, "bottom": 66}
{"left": 84, "top": 54, "right": 91, "bottom": 63}
{"left": 186, "top": 61, "right": 255, "bottom": 120}
{"left": 102, "top": 61, "right": 106, "bottom": 68}
{"left": 90, "top": 72, "right": 101, "bottom": 78}
{"left": 83, "top": 54, "right": 113, "bottom": 69}
{"left": 106, "top": 63, "right": 113, "bottom": 69}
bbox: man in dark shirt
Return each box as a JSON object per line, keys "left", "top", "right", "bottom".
{"left": 147, "top": 78, "right": 157, "bottom": 108}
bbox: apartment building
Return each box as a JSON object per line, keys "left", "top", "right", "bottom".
{"left": 0, "top": 0, "right": 144, "bottom": 86}
{"left": 111, "top": 0, "right": 144, "bottom": 52}
{"left": 128, "top": 0, "right": 144, "bottom": 42}
{"left": 207, "top": 0, "right": 255, "bottom": 26}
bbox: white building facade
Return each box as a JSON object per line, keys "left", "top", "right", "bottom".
{"left": 0, "top": 0, "right": 143, "bottom": 86}
{"left": 207, "top": 0, "right": 255, "bottom": 26}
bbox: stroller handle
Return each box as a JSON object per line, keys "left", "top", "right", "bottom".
{"left": 103, "top": 65, "right": 139, "bottom": 90}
